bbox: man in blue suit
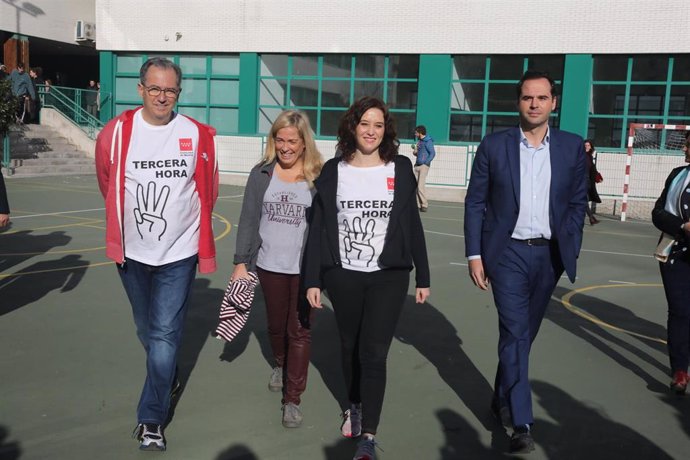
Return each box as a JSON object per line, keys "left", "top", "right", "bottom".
{"left": 464, "top": 70, "right": 587, "bottom": 454}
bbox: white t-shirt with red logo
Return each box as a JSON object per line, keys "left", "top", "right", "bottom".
{"left": 123, "top": 110, "right": 200, "bottom": 266}
{"left": 336, "top": 161, "right": 395, "bottom": 272}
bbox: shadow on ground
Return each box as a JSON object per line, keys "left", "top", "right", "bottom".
{"left": 215, "top": 443, "right": 259, "bottom": 460}
{"left": 533, "top": 380, "right": 674, "bottom": 459}
{"left": 548, "top": 286, "right": 667, "bottom": 393}
{"left": 0, "top": 253, "right": 88, "bottom": 316}
{"left": 0, "top": 230, "right": 71, "bottom": 272}
{"left": 395, "top": 295, "right": 509, "bottom": 453}
{"left": 0, "top": 425, "right": 21, "bottom": 460}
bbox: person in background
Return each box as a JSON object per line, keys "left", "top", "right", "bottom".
{"left": 9, "top": 62, "right": 35, "bottom": 123}
{"left": 85, "top": 79, "right": 98, "bottom": 117}
{"left": 231, "top": 110, "right": 323, "bottom": 428}
{"left": 304, "top": 96, "right": 431, "bottom": 460}
{"left": 652, "top": 136, "right": 690, "bottom": 395}
{"left": 412, "top": 125, "right": 435, "bottom": 212}
{"left": 29, "top": 67, "right": 44, "bottom": 123}
{"left": 96, "top": 81, "right": 101, "bottom": 117}
{"left": 584, "top": 139, "right": 601, "bottom": 225}
{"left": 95, "top": 57, "right": 218, "bottom": 451}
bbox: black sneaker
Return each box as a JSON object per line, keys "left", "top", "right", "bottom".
{"left": 133, "top": 423, "right": 166, "bottom": 451}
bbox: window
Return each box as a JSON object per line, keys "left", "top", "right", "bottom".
{"left": 113, "top": 53, "right": 240, "bottom": 134}
{"left": 258, "top": 54, "right": 419, "bottom": 138}
{"left": 449, "top": 55, "right": 563, "bottom": 142}
{"left": 589, "top": 55, "right": 690, "bottom": 149}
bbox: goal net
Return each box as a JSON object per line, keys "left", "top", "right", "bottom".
{"left": 622, "top": 123, "right": 689, "bottom": 221}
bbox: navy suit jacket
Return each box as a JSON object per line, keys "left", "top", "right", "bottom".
{"left": 464, "top": 127, "right": 587, "bottom": 282}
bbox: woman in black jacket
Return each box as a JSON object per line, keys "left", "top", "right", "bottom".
{"left": 304, "top": 96, "right": 430, "bottom": 460}
{"left": 652, "top": 136, "right": 690, "bottom": 395}
{"left": 584, "top": 139, "right": 602, "bottom": 225}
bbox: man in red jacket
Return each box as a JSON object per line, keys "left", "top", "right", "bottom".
{"left": 95, "top": 57, "right": 218, "bottom": 451}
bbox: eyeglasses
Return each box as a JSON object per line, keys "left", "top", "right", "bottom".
{"left": 140, "top": 84, "right": 180, "bottom": 98}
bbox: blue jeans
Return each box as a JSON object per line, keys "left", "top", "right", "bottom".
{"left": 117, "top": 254, "right": 197, "bottom": 425}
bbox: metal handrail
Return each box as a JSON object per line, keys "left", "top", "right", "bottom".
{"left": 1, "top": 133, "right": 9, "bottom": 172}
{"left": 38, "top": 85, "right": 108, "bottom": 140}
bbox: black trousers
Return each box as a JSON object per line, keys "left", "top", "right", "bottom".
{"left": 660, "top": 258, "right": 690, "bottom": 373}
{"left": 323, "top": 266, "right": 409, "bottom": 435}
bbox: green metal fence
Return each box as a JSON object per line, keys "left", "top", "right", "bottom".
{"left": 38, "top": 85, "right": 107, "bottom": 139}
{"left": 1, "top": 133, "right": 9, "bottom": 172}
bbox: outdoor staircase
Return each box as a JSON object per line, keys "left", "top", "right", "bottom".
{"left": 3, "top": 124, "right": 94, "bottom": 177}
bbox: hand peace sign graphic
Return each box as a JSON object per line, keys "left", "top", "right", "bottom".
{"left": 343, "top": 216, "right": 376, "bottom": 266}
{"left": 134, "top": 181, "right": 170, "bottom": 241}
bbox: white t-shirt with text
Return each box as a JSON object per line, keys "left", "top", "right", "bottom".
{"left": 123, "top": 110, "right": 200, "bottom": 266}
{"left": 336, "top": 161, "right": 395, "bottom": 272}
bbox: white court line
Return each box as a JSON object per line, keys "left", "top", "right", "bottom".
{"left": 425, "top": 230, "right": 464, "bottom": 238}
{"left": 608, "top": 280, "right": 638, "bottom": 285}
{"left": 11, "top": 208, "right": 105, "bottom": 219}
{"left": 580, "top": 248, "right": 649, "bottom": 258}
{"left": 427, "top": 203, "right": 464, "bottom": 210}
{"left": 422, "top": 216, "right": 461, "bottom": 222}
{"left": 450, "top": 262, "right": 467, "bottom": 266}
{"left": 218, "top": 194, "right": 244, "bottom": 199}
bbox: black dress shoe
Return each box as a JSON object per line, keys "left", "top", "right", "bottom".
{"left": 510, "top": 428, "right": 535, "bottom": 454}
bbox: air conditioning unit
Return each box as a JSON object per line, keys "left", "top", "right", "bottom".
{"left": 75, "top": 20, "right": 96, "bottom": 42}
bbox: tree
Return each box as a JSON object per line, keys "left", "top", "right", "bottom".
{"left": 0, "top": 79, "right": 18, "bottom": 136}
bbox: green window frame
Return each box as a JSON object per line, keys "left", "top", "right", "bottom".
{"left": 113, "top": 53, "right": 241, "bottom": 135}
{"left": 258, "top": 54, "right": 419, "bottom": 139}
{"left": 589, "top": 54, "right": 690, "bottom": 150}
{"left": 448, "top": 55, "right": 564, "bottom": 143}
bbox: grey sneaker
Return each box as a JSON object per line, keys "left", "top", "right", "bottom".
{"left": 353, "top": 435, "right": 379, "bottom": 460}
{"left": 282, "top": 402, "right": 303, "bottom": 428}
{"left": 268, "top": 367, "right": 283, "bottom": 392}
{"left": 341, "top": 403, "right": 362, "bottom": 438}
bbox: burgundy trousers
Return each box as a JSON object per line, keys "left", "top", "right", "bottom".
{"left": 257, "top": 267, "right": 311, "bottom": 405}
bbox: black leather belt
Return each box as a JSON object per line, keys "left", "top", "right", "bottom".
{"left": 511, "top": 237, "right": 550, "bottom": 246}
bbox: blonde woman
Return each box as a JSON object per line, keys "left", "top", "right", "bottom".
{"left": 232, "top": 110, "right": 323, "bottom": 427}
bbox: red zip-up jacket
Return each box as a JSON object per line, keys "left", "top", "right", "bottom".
{"left": 95, "top": 107, "right": 219, "bottom": 273}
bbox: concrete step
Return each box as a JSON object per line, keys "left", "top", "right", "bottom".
{"left": 9, "top": 133, "right": 73, "bottom": 143}
{"left": 11, "top": 150, "right": 87, "bottom": 159}
{"left": 11, "top": 157, "right": 93, "bottom": 166}
{"left": 4, "top": 123, "right": 94, "bottom": 177}
{"left": 9, "top": 133, "right": 75, "bottom": 145}
{"left": 10, "top": 143, "right": 80, "bottom": 156}
{"left": 9, "top": 163, "right": 95, "bottom": 177}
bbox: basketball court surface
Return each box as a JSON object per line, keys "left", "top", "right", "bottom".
{"left": 0, "top": 175, "right": 687, "bottom": 459}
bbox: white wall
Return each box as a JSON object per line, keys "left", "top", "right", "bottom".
{"left": 96, "top": 0, "right": 690, "bottom": 54}
{"left": 215, "top": 134, "right": 685, "bottom": 215}
{"left": 0, "top": 0, "right": 95, "bottom": 45}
